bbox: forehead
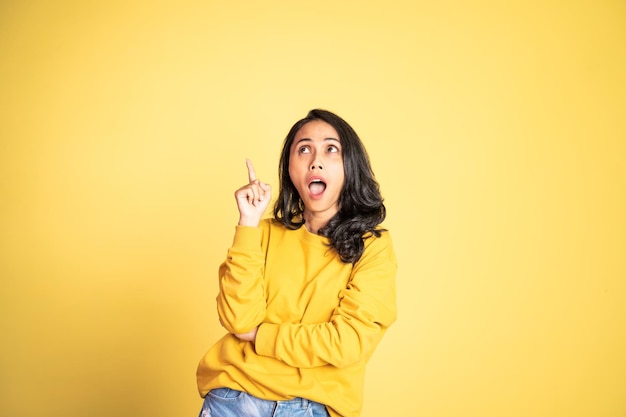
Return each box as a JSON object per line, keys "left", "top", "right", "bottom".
{"left": 293, "top": 120, "right": 339, "bottom": 141}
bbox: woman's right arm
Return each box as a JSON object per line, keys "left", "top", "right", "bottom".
{"left": 216, "top": 159, "right": 271, "bottom": 334}
{"left": 216, "top": 225, "right": 267, "bottom": 334}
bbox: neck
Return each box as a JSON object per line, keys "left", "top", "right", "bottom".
{"left": 303, "top": 210, "right": 335, "bottom": 234}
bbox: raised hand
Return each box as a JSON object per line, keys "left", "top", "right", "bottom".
{"left": 234, "top": 158, "right": 272, "bottom": 227}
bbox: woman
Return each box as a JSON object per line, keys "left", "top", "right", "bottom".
{"left": 197, "top": 109, "right": 397, "bottom": 417}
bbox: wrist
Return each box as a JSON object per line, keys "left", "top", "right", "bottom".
{"left": 238, "top": 216, "right": 261, "bottom": 227}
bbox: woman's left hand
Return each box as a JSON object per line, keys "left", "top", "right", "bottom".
{"left": 234, "top": 326, "right": 258, "bottom": 342}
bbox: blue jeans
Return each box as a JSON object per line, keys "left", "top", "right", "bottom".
{"left": 198, "top": 388, "right": 331, "bottom": 417}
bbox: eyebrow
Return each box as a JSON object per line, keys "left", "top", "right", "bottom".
{"left": 294, "top": 137, "right": 341, "bottom": 145}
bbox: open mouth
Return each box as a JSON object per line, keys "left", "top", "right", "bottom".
{"left": 308, "top": 179, "right": 327, "bottom": 196}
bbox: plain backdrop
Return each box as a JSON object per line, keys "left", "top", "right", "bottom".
{"left": 1, "top": 1, "right": 625, "bottom": 416}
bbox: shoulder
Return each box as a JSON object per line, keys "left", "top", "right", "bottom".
{"left": 364, "top": 228, "right": 394, "bottom": 248}
{"left": 351, "top": 229, "right": 397, "bottom": 278}
{"left": 260, "top": 218, "right": 290, "bottom": 234}
{"left": 259, "top": 218, "right": 296, "bottom": 242}
{"left": 360, "top": 229, "right": 396, "bottom": 263}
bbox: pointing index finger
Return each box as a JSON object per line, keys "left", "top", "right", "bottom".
{"left": 246, "top": 158, "right": 257, "bottom": 183}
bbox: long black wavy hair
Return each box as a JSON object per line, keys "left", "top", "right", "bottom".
{"left": 273, "top": 109, "right": 386, "bottom": 264}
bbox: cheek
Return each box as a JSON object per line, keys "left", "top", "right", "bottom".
{"left": 289, "top": 156, "right": 309, "bottom": 175}
{"left": 287, "top": 154, "right": 296, "bottom": 178}
{"left": 287, "top": 166, "right": 303, "bottom": 191}
{"left": 336, "top": 175, "right": 346, "bottom": 191}
{"left": 338, "top": 168, "right": 346, "bottom": 190}
{"left": 287, "top": 162, "right": 298, "bottom": 181}
{"left": 333, "top": 162, "right": 345, "bottom": 181}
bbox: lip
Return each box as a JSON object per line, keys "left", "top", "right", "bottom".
{"left": 307, "top": 175, "right": 327, "bottom": 185}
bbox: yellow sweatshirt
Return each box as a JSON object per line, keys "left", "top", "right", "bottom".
{"left": 196, "top": 219, "right": 397, "bottom": 417}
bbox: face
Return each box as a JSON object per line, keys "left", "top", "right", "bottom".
{"left": 288, "top": 120, "right": 345, "bottom": 225}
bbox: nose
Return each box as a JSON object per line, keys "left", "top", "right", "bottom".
{"left": 310, "top": 154, "right": 323, "bottom": 170}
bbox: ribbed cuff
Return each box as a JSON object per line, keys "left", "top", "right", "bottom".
{"left": 254, "top": 322, "right": 279, "bottom": 358}
{"left": 231, "top": 225, "right": 263, "bottom": 251}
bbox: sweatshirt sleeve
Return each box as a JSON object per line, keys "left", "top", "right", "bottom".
{"left": 216, "top": 225, "right": 267, "bottom": 334}
{"left": 254, "top": 232, "right": 397, "bottom": 369}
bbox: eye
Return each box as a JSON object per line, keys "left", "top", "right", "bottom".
{"left": 327, "top": 144, "right": 340, "bottom": 153}
{"left": 297, "top": 145, "right": 311, "bottom": 154}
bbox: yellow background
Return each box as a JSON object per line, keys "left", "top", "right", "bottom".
{"left": 1, "top": 1, "right": 625, "bottom": 416}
